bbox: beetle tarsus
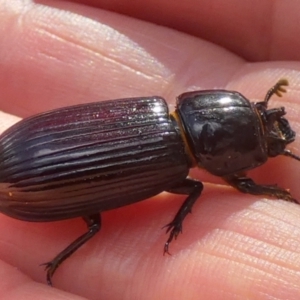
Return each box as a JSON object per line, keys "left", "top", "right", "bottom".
{"left": 40, "top": 261, "right": 55, "bottom": 286}
{"left": 224, "top": 174, "right": 299, "bottom": 203}
{"left": 163, "top": 221, "right": 182, "bottom": 255}
{"left": 46, "top": 266, "right": 54, "bottom": 286}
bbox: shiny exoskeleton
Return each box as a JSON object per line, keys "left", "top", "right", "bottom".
{"left": 0, "top": 79, "right": 298, "bottom": 285}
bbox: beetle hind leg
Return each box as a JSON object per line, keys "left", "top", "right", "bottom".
{"left": 224, "top": 174, "right": 298, "bottom": 204}
{"left": 42, "top": 213, "right": 101, "bottom": 286}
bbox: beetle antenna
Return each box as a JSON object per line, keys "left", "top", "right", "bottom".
{"left": 264, "top": 79, "right": 289, "bottom": 104}
{"left": 283, "top": 149, "right": 300, "bottom": 161}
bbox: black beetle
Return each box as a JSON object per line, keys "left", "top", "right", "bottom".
{"left": 0, "top": 79, "right": 299, "bottom": 285}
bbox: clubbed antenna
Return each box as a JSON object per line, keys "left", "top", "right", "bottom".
{"left": 264, "top": 79, "right": 289, "bottom": 104}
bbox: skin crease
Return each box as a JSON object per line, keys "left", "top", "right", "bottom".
{"left": 0, "top": 0, "right": 300, "bottom": 299}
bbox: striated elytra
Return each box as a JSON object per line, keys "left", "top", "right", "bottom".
{"left": 0, "top": 79, "right": 299, "bottom": 285}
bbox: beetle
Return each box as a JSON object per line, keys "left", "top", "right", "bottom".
{"left": 0, "top": 79, "right": 299, "bottom": 285}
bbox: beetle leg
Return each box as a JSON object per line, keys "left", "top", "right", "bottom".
{"left": 224, "top": 174, "right": 299, "bottom": 204}
{"left": 163, "top": 179, "right": 203, "bottom": 255}
{"left": 42, "top": 213, "right": 101, "bottom": 286}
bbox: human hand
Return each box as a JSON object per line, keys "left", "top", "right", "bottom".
{"left": 1, "top": 1, "right": 300, "bottom": 299}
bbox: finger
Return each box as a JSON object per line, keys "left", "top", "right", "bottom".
{"left": 0, "top": 260, "right": 86, "bottom": 299}
{"left": 1, "top": 2, "right": 300, "bottom": 299}
{"left": 0, "top": 0, "right": 243, "bottom": 117}
{"left": 75, "top": 0, "right": 300, "bottom": 61}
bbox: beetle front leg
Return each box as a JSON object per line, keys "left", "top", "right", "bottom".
{"left": 224, "top": 174, "right": 299, "bottom": 204}
{"left": 42, "top": 213, "right": 101, "bottom": 286}
{"left": 164, "top": 179, "right": 203, "bottom": 254}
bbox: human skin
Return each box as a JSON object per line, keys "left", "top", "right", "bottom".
{"left": 0, "top": 1, "right": 300, "bottom": 299}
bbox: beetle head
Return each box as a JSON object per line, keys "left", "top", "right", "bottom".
{"left": 257, "top": 105, "right": 296, "bottom": 157}
{"left": 255, "top": 78, "right": 300, "bottom": 161}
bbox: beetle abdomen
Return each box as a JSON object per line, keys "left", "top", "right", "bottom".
{"left": 0, "top": 97, "right": 189, "bottom": 221}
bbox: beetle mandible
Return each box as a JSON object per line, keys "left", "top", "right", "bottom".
{"left": 0, "top": 79, "right": 299, "bottom": 285}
